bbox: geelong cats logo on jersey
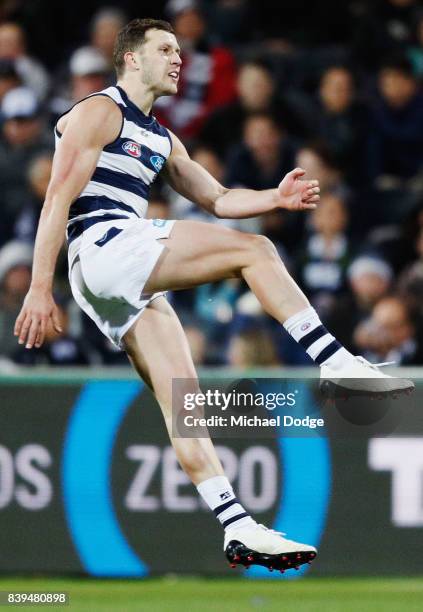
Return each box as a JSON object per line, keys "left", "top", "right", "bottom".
{"left": 122, "top": 140, "right": 141, "bottom": 158}
{"left": 150, "top": 155, "right": 165, "bottom": 172}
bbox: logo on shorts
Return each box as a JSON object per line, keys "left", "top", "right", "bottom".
{"left": 122, "top": 140, "right": 141, "bottom": 158}
{"left": 150, "top": 155, "right": 165, "bottom": 172}
{"left": 220, "top": 491, "right": 231, "bottom": 500}
{"left": 301, "top": 322, "right": 311, "bottom": 332}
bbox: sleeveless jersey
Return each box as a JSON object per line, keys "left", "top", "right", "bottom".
{"left": 54, "top": 85, "right": 172, "bottom": 243}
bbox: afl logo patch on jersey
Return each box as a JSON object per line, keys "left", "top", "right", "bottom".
{"left": 122, "top": 140, "right": 141, "bottom": 158}
{"left": 150, "top": 155, "right": 165, "bottom": 172}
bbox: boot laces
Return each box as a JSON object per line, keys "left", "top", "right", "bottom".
{"left": 257, "top": 524, "right": 286, "bottom": 537}
{"left": 356, "top": 356, "right": 396, "bottom": 369}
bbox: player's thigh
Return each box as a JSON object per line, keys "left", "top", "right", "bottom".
{"left": 144, "top": 220, "right": 262, "bottom": 293}
{"left": 122, "top": 296, "right": 200, "bottom": 418}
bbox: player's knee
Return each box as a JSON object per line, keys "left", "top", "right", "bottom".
{"left": 250, "top": 234, "right": 279, "bottom": 263}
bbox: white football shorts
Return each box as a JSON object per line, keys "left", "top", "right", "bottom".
{"left": 68, "top": 217, "right": 176, "bottom": 349}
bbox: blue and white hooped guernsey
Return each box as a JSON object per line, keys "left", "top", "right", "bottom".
{"left": 55, "top": 85, "right": 172, "bottom": 244}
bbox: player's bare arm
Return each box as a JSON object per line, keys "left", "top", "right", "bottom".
{"left": 163, "top": 131, "right": 321, "bottom": 218}
{"left": 14, "top": 96, "right": 122, "bottom": 349}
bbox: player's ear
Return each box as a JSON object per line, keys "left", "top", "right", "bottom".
{"left": 123, "top": 51, "right": 140, "bottom": 72}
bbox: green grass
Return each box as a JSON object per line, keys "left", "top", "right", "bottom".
{"left": 0, "top": 577, "right": 422, "bottom": 612}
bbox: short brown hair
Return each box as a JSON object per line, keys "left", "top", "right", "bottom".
{"left": 113, "top": 18, "right": 174, "bottom": 77}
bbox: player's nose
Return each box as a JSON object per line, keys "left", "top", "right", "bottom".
{"left": 172, "top": 52, "right": 182, "bottom": 66}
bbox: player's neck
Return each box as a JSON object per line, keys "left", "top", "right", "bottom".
{"left": 117, "top": 79, "right": 155, "bottom": 116}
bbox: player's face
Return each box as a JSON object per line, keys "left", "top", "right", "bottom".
{"left": 136, "top": 30, "right": 182, "bottom": 96}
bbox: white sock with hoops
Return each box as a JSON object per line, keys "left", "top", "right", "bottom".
{"left": 283, "top": 306, "right": 355, "bottom": 370}
{"left": 197, "top": 476, "right": 256, "bottom": 531}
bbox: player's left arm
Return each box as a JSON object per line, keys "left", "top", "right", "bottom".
{"left": 162, "top": 132, "right": 320, "bottom": 218}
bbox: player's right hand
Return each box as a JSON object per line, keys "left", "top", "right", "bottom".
{"left": 14, "top": 289, "right": 62, "bottom": 349}
{"left": 277, "top": 168, "right": 320, "bottom": 211}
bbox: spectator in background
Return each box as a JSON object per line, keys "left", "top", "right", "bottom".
{"left": 348, "top": 256, "right": 394, "bottom": 311}
{"left": 227, "top": 326, "right": 280, "bottom": 368}
{"left": 324, "top": 256, "right": 393, "bottom": 351}
{"left": 225, "top": 112, "right": 296, "bottom": 191}
{"left": 0, "top": 240, "right": 32, "bottom": 361}
{"left": 366, "top": 199, "right": 423, "bottom": 273}
{"left": 225, "top": 112, "right": 300, "bottom": 243}
{"left": 14, "top": 153, "right": 53, "bottom": 244}
{"left": 70, "top": 46, "right": 109, "bottom": 102}
{"left": 49, "top": 47, "right": 109, "bottom": 122}
{"left": 0, "top": 59, "right": 20, "bottom": 106}
{"left": 200, "top": 59, "right": 305, "bottom": 157}
{"left": 296, "top": 192, "right": 351, "bottom": 315}
{"left": 353, "top": 295, "right": 423, "bottom": 365}
{"left": 295, "top": 141, "right": 356, "bottom": 244}
{"left": 0, "top": 22, "right": 49, "bottom": 100}
{"left": 184, "top": 323, "right": 207, "bottom": 365}
{"left": 313, "top": 65, "right": 370, "bottom": 185}
{"left": 89, "top": 7, "right": 127, "bottom": 74}
{"left": 0, "top": 87, "right": 52, "bottom": 246}
{"left": 295, "top": 141, "right": 349, "bottom": 197}
{"left": 368, "top": 54, "right": 423, "bottom": 185}
{"left": 154, "top": 0, "right": 237, "bottom": 140}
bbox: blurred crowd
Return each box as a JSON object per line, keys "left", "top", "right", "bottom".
{"left": 0, "top": 0, "right": 423, "bottom": 369}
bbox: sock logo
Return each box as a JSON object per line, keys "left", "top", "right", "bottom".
{"left": 220, "top": 491, "right": 231, "bottom": 500}
{"left": 301, "top": 322, "right": 311, "bottom": 332}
